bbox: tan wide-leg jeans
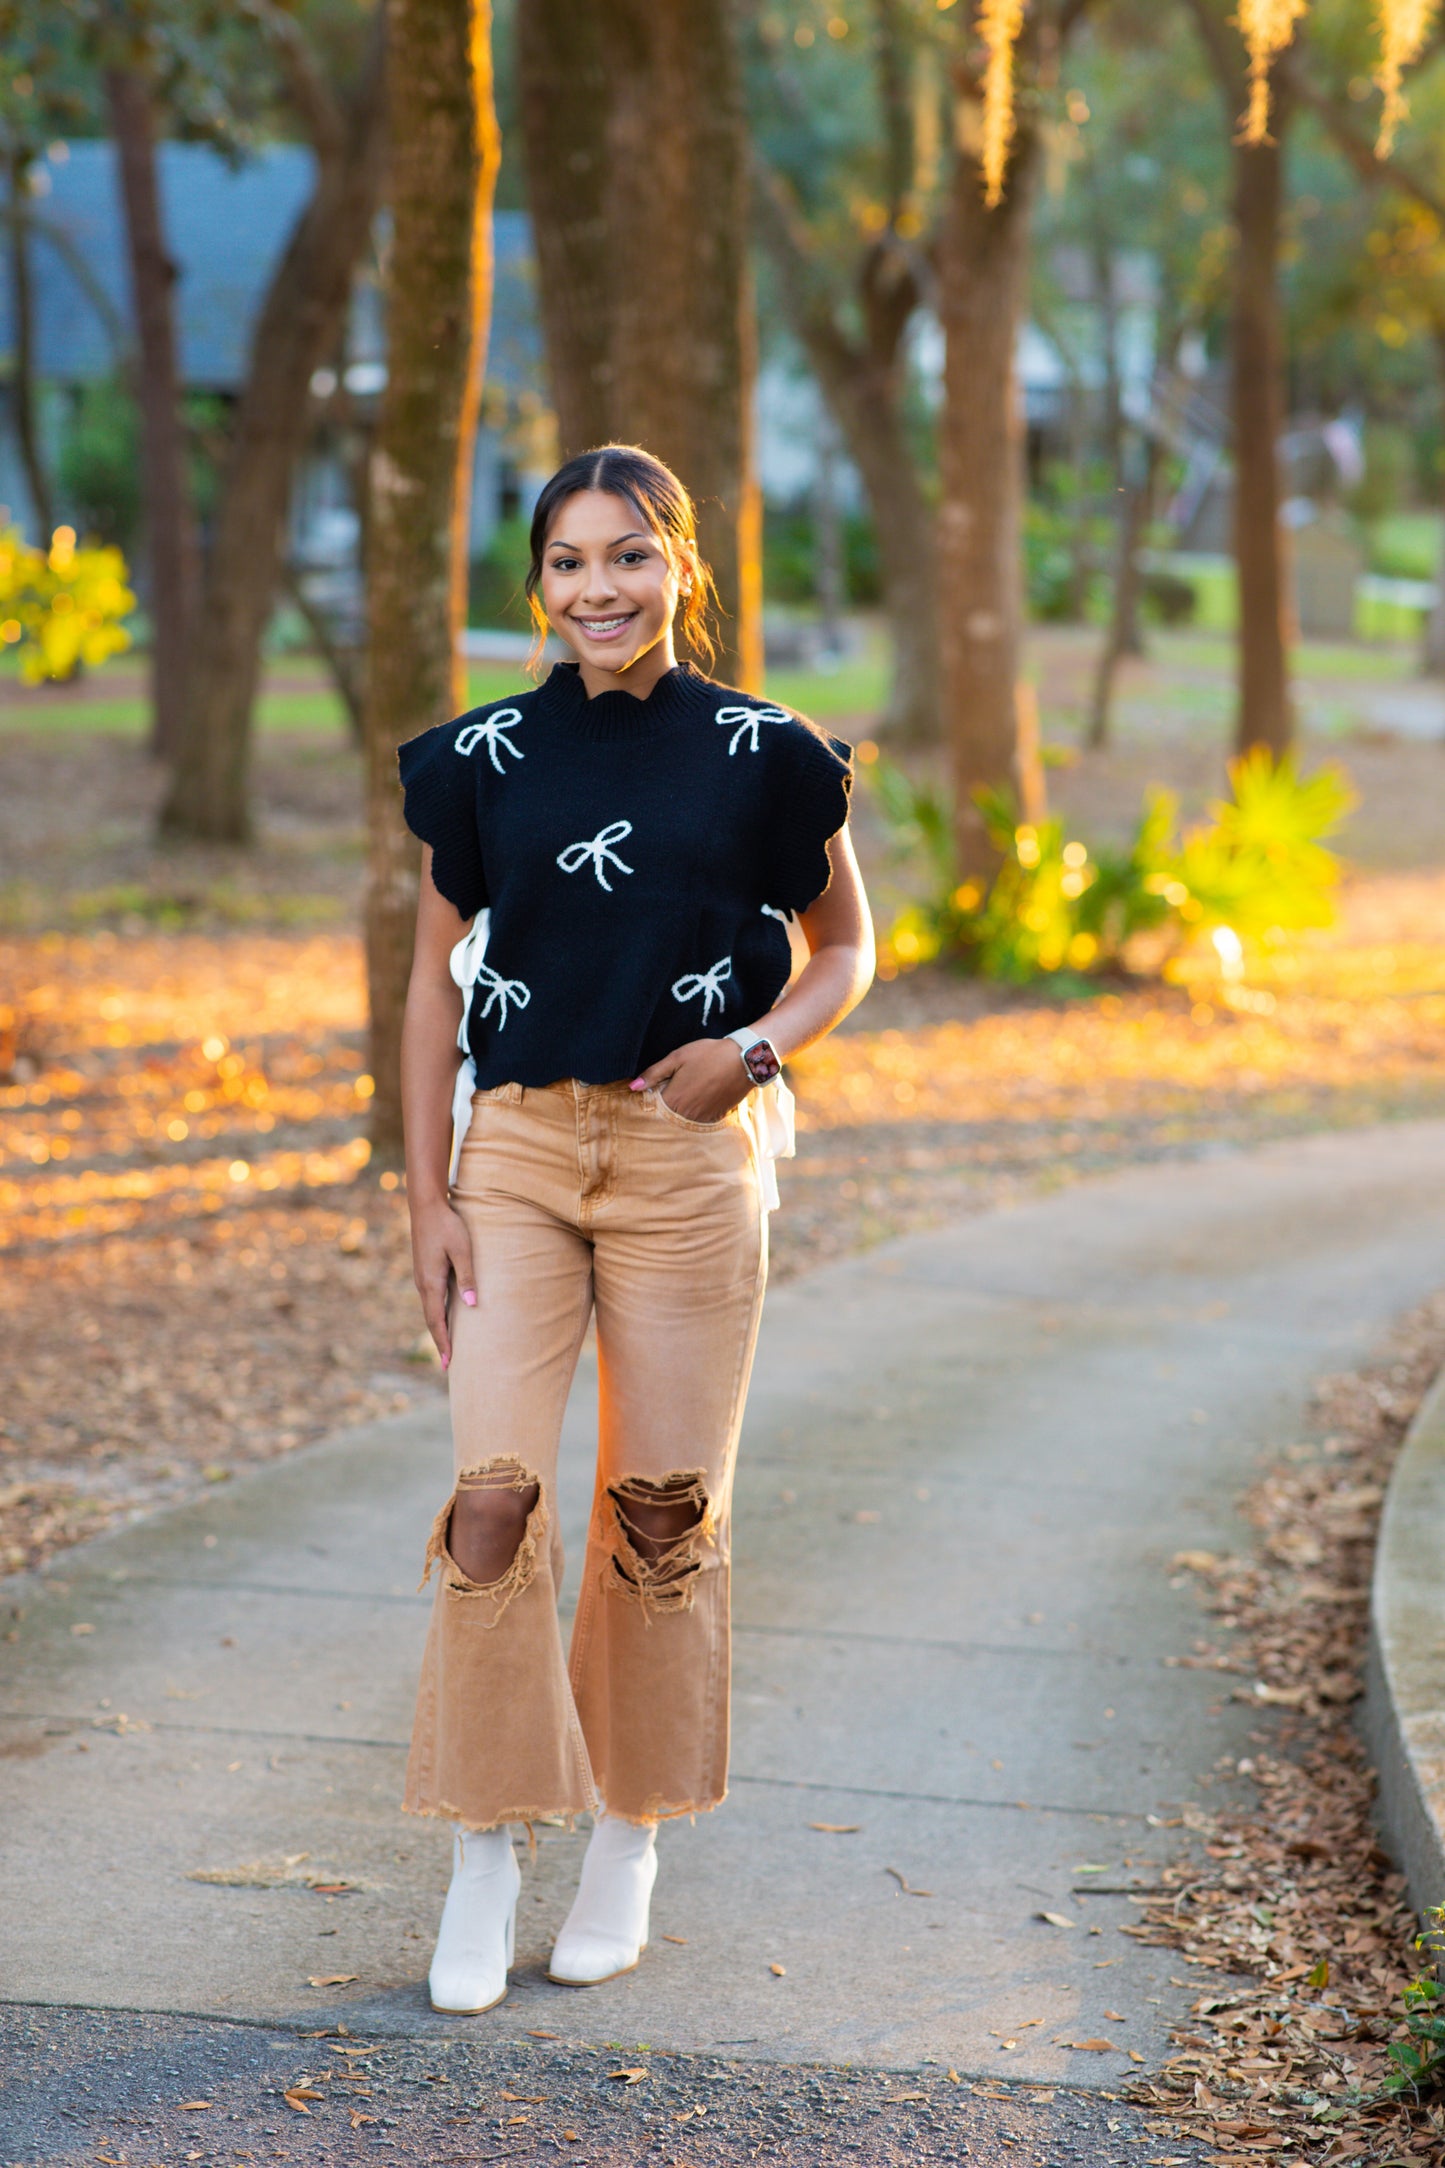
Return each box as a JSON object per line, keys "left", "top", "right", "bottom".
{"left": 403, "top": 1078, "right": 768, "bottom": 1831}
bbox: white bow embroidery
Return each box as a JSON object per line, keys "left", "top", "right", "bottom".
{"left": 762, "top": 903, "right": 792, "bottom": 923}
{"left": 556, "top": 819, "right": 635, "bottom": 892}
{"left": 715, "top": 703, "right": 790, "bottom": 755}
{"left": 474, "top": 961, "right": 531, "bottom": 1028}
{"left": 671, "top": 955, "right": 733, "bottom": 1024}
{"left": 455, "top": 707, "right": 524, "bottom": 774}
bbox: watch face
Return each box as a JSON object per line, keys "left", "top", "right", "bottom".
{"left": 745, "top": 1038, "right": 781, "bottom": 1085}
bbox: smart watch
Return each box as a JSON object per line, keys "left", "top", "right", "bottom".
{"left": 726, "top": 1026, "right": 782, "bottom": 1087}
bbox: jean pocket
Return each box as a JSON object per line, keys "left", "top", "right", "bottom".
{"left": 649, "top": 1087, "right": 734, "bottom": 1133}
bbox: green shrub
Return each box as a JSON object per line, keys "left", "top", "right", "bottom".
{"left": 1024, "top": 469, "right": 1112, "bottom": 623}
{"left": 1379, "top": 1907, "right": 1445, "bottom": 2100}
{"left": 869, "top": 747, "right": 1354, "bottom": 983}
{"left": 58, "top": 380, "right": 141, "bottom": 553}
{"left": 468, "top": 515, "right": 533, "bottom": 630}
{"left": 1140, "top": 568, "right": 1196, "bottom": 626}
{"left": 762, "top": 506, "right": 881, "bottom": 609}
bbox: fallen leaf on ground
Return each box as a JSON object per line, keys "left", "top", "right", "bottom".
{"left": 348, "top": 2109, "right": 374, "bottom": 2129}
{"left": 1062, "top": 2038, "right": 1119, "bottom": 2053}
{"left": 283, "top": 2088, "right": 323, "bottom": 2112}
{"left": 1036, "top": 1911, "right": 1075, "bottom": 1928}
{"left": 662, "top": 1934, "right": 688, "bottom": 1944}
{"left": 608, "top": 2068, "right": 648, "bottom": 2084}
{"left": 885, "top": 1867, "right": 933, "bottom": 1896}
{"left": 499, "top": 2092, "right": 546, "bottom": 2104}
{"left": 175, "top": 2100, "right": 212, "bottom": 2109}
{"left": 525, "top": 2029, "right": 559, "bottom": 2038}
{"left": 306, "top": 1973, "right": 358, "bottom": 1987}
{"left": 770, "top": 1961, "right": 787, "bottom": 1976}
{"left": 1103, "top": 2009, "right": 1127, "bottom": 2021}
{"left": 1120, "top": 1291, "right": 1445, "bottom": 2168}
{"left": 808, "top": 1821, "right": 861, "bottom": 1833}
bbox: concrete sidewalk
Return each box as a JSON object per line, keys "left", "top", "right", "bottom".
{"left": 5, "top": 1121, "right": 1445, "bottom": 2085}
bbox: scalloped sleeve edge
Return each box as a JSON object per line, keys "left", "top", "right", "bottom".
{"left": 770, "top": 727, "right": 854, "bottom": 916}
{"left": 397, "top": 728, "right": 488, "bottom": 921}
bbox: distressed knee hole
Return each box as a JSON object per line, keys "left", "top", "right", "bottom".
{"left": 421, "top": 1457, "right": 545, "bottom": 1621}
{"left": 604, "top": 1470, "right": 714, "bottom": 1614}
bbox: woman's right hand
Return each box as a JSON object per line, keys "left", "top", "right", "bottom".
{"left": 410, "top": 1196, "right": 477, "bottom": 1370}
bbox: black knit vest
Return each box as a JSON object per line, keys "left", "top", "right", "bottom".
{"left": 397, "top": 662, "right": 853, "bottom": 1089}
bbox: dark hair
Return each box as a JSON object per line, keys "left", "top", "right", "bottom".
{"left": 524, "top": 444, "right": 721, "bottom": 670}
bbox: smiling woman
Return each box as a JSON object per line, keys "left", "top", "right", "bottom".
{"left": 524, "top": 444, "right": 721, "bottom": 688}
{"left": 392, "top": 440, "right": 874, "bottom": 2017}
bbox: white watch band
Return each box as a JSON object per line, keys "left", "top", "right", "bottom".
{"left": 726, "top": 1026, "right": 765, "bottom": 1054}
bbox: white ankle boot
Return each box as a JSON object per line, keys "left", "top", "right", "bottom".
{"left": 428, "top": 1823, "right": 520, "bottom": 2014}
{"left": 547, "top": 1812, "right": 658, "bottom": 1986}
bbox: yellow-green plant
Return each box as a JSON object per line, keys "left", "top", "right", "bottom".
{"left": 1378, "top": 1905, "right": 1445, "bottom": 2099}
{"left": 869, "top": 748, "right": 1355, "bottom": 985}
{"left": 0, "top": 524, "right": 135, "bottom": 684}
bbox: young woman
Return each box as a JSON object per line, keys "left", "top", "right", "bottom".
{"left": 396, "top": 443, "right": 873, "bottom": 2014}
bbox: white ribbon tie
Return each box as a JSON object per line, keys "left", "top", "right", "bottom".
{"left": 671, "top": 955, "right": 733, "bottom": 1024}
{"left": 475, "top": 961, "right": 530, "bottom": 1028}
{"left": 715, "top": 703, "right": 790, "bottom": 755}
{"left": 556, "top": 819, "right": 635, "bottom": 891}
{"left": 455, "top": 707, "right": 524, "bottom": 774}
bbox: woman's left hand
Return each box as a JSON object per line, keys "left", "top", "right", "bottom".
{"left": 631, "top": 1038, "right": 753, "bottom": 1123}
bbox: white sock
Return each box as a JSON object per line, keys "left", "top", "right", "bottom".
{"left": 428, "top": 1823, "right": 519, "bottom": 2014}
{"left": 547, "top": 1811, "right": 658, "bottom": 1986}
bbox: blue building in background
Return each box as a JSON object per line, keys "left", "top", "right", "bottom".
{"left": 0, "top": 139, "right": 552, "bottom": 566}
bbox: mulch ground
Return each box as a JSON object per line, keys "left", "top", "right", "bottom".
{"left": 1122, "top": 1292, "right": 1445, "bottom": 2166}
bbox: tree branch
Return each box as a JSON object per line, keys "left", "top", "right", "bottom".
{"left": 1287, "top": 59, "right": 1445, "bottom": 227}
{"left": 1178, "top": 0, "right": 1239, "bottom": 109}
{"left": 751, "top": 151, "right": 863, "bottom": 382}
{"left": 239, "top": 0, "right": 346, "bottom": 161}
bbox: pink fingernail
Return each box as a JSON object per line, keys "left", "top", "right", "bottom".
{"left": 630, "top": 1078, "right": 646, "bottom": 1090}
{"left": 440, "top": 1352, "right": 450, "bottom": 1371}
{"left": 462, "top": 1289, "right": 477, "bottom": 1307}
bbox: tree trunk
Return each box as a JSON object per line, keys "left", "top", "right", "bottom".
{"left": 937, "top": 131, "right": 1039, "bottom": 882}
{"left": 363, "top": 0, "right": 499, "bottom": 1158}
{"left": 814, "top": 337, "right": 939, "bottom": 741}
{"left": 1088, "top": 428, "right": 1161, "bottom": 749}
{"left": 753, "top": 170, "right": 940, "bottom": 741}
{"left": 106, "top": 65, "right": 200, "bottom": 765}
{"left": 158, "top": 13, "right": 386, "bottom": 842}
{"left": 814, "top": 411, "right": 845, "bottom": 657}
{"left": 1230, "top": 116, "right": 1293, "bottom": 756}
{"left": 5, "top": 156, "right": 52, "bottom": 542}
{"left": 516, "top": 0, "right": 760, "bottom": 688}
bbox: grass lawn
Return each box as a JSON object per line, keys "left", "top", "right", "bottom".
{"left": 0, "top": 641, "right": 894, "bottom": 738}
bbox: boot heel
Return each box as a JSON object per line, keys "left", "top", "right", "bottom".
{"left": 428, "top": 1825, "right": 520, "bottom": 2015}
{"left": 548, "top": 1813, "right": 659, "bottom": 1987}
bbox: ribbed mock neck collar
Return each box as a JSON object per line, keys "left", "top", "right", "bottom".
{"left": 533, "top": 660, "right": 720, "bottom": 742}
